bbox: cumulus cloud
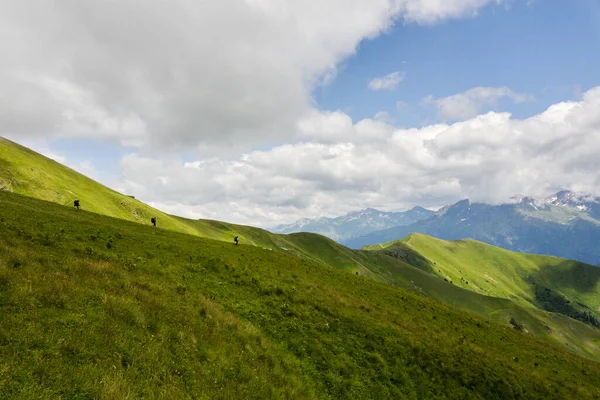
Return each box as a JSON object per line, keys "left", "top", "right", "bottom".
{"left": 4, "top": 0, "right": 544, "bottom": 226}
{"left": 402, "top": 0, "right": 505, "bottom": 23}
{"left": 0, "top": 0, "right": 507, "bottom": 152}
{"left": 368, "top": 71, "right": 406, "bottom": 91}
{"left": 114, "top": 87, "right": 600, "bottom": 227}
{"left": 424, "top": 86, "right": 534, "bottom": 120}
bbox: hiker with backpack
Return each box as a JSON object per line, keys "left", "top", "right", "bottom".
{"left": 74, "top": 199, "right": 80, "bottom": 211}
{"left": 151, "top": 217, "right": 156, "bottom": 227}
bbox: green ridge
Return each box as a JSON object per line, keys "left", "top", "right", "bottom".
{"left": 366, "top": 234, "right": 600, "bottom": 358}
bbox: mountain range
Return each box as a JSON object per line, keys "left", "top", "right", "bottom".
{"left": 273, "top": 190, "right": 600, "bottom": 266}
{"left": 344, "top": 193, "right": 600, "bottom": 266}
{"left": 270, "top": 206, "right": 434, "bottom": 241}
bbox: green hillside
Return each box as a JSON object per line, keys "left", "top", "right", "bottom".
{"left": 2, "top": 191, "right": 600, "bottom": 398}
{"left": 0, "top": 137, "right": 501, "bottom": 287}
{"left": 366, "top": 234, "right": 600, "bottom": 356}
{"left": 0, "top": 137, "right": 440, "bottom": 280}
{"left": 0, "top": 137, "right": 378, "bottom": 270}
{"left": 397, "top": 233, "right": 600, "bottom": 317}
{"left": 0, "top": 137, "right": 205, "bottom": 237}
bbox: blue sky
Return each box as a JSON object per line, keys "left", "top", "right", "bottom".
{"left": 3, "top": 0, "right": 600, "bottom": 225}
{"left": 317, "top": 0, "right": 600, "bottom": 125}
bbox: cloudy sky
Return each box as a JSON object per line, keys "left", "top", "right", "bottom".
{"left": 2, "top": 0, "right": 600, "bottom": 227}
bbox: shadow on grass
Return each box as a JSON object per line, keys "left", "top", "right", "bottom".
{"left": 529, "top": 260, "right": 600, "bottom": 327}
{"left": 373, "top": 242, "right": 436, "bottom": 275}
{"left": 533, "top": 260, "right": 600, "bottom": 294}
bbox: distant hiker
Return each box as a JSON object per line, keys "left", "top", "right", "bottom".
{"left": 74, "top": 199, "right": 80, "bottom": 211}
{"left": 151, "top": 217, "right": 156, "bottom": 227}
{"left": 234, "top": 236, "right": 239, "bottom": 245}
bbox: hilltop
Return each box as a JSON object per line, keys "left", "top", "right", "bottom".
{"left": 2, "top": 190, "right": 600, "bottom": 398}
{"left": 0, "top": 138, "right": 201, "bottom": 237}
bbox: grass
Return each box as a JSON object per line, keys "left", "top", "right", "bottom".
{"left": 366, "top": 234, "right": 600, "bottom": 359}
{"left": 397, "top": 233, "right": 600, "bottom": 314}
{"left": 2, "top": 192, "right": 600, "bottom": 398}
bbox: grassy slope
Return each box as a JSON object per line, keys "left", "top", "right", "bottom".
{"left": 0, "top": 138, "right": 442, "bottom": 280}
{"left": 0, "top": 137, "right": 378, "bottom": 271}
{"left": 2, "top": 191, "right": 600, "bottom": 399}
{"left": 397, "top": 233, "right": 600, "bottom": 312}
{"left": 367, "top": 234, "right": 600, "bottom": 359}
{"left": 0, "top": 138, "right": 201, "bottom": 236}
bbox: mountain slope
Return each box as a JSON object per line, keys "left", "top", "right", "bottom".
{"left": 345, "top": 198, "right": 600, "bottom": 266}
{"left": 0, "top": 137, "right": 391, "bottom": 270}
{"left": 368, "top": 234, "right": 600, "bottom": 323}
{"left": 2, "top": 190, "right": 600, "bottom": 398}
{"left": 270, "top": 207, "right": 434, "bottom": 241}
{"left": 363, "top": 234, "right": 600, "bottom": 358}
{"left": 0, "top": 137, "right": 201, "bottom": 236}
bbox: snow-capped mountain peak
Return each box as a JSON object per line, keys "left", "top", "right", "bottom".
{"left": 544, "top": 190, "right": 600, "bottom": 207}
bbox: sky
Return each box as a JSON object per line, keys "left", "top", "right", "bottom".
{"left": 2, "top": 0, "right": 600, "bottom": 227}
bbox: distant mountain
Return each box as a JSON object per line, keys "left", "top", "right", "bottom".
{"left": 270, "top": 206, "right": 434, "bottom": 241}
{"left": 543, "top": 190, "right": 600, "bottom": 220}
{"left": 343, "top": 191, "right": 600, "bottom": 266}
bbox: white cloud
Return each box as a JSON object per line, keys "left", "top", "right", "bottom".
{"left": 3, "top": 0, "right": 545, "bottom": 226}
{"left": 296, "top": 110, "right": 354, "bottom": 144}
{"left": 425, "top": 86, "right": 534, "bottom": 120}
{"left": 368, "top": 71, "right": 407, "bottom": 91}
{"left": 0, "top": 0, "right": 507, "bottom": 153}
{"left": 115, "top": 87, "right": 600, "bottom": 227}
{"left": 401, "top": 0, "right": 505, "bottom": 23}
